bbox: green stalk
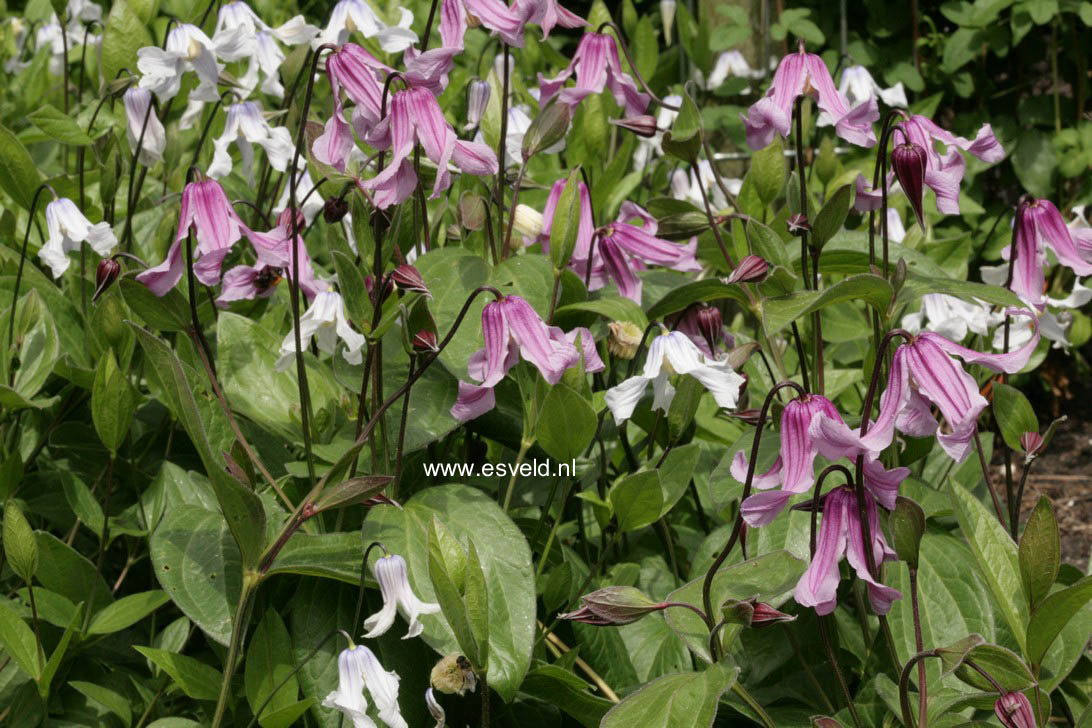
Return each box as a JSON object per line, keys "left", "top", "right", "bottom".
{"left": 210, "top": 578, "right": 258, "bottom": 728}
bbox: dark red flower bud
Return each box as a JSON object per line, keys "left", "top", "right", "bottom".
{"left": 392, "top": 264, "right": 430, "bottom": 296}
{"left": 413, "top": 329, "right": 439, "bottom": 355}
{"left": 558, "top": 586, "right": 666, "bottom": 626}
{"left": 891, "top": 141, "right": 928, "bottom": 229}
{"left": 323, "top": 196, "right": 349, "bottom": 224}
{"left": 994, "top": 692, "right": 1036, "bottom": 728}
{"left": 787, "top": 213, "right": 810, "bottom": 237}
{"left": 364, "top": 275, "right": 395, "bottom": 303}
{"left": 726, "top": 255, "right": 770, "bottom": 284}
{"left": 731, "top": 408, "right": 762, "bottom": 425}
{"left": 1020, "top": 431, "right": 1043, "bottom": 457}
{"left": 94, "top": 258, "right": 121, "bottom": 302}
{"left": 609, "top": 115, "right": 659, "bottom": 138}
{"left": 695, "top": 304, "right": 723, "bottom": 355}
{"left": 750, "top": 601, "right": 795, "bottom": 627}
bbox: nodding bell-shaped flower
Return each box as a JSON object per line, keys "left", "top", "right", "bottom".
{"left": 605, "top": 331, "right": 745, "bottom": 423}
{"left": 741, "top": 43, "right": 879, "bottom": 150}
{"left": 212, "top": 1, "right": 319, "bottom": 99}
{"left": 1006, "top": 197, "right": 1092, "bottom": 308}
{"left": 323, "top": 643, "right": 408, "bottom": 728}
{"left": 359, "top": 87, "right": 498, "bottom": 209}
{"left": 137, "top": 23, "right": 236, "bottom": 102}
{"left": 994, "top": 692, "right": 1036, "bottom": 728}
{"left": 439, "top": 0, "right": 525, "bottom": 50}
{"left": 363, "top": 553, "right": 441, "bottom": 640}
{"left": 607, "top": 321, "right": 643, "bottom": 359}
{"left": 136, "top": 177, "right": 254, "bottom": 296}
{"left": 451, "top": 295, "right": 603, "bottom": 422}
{"left": 512, "top": 0, "right": 586, "bottom": 38}
{"left": 558, "top": 586, "right": 667, "bottom": 626}
{"left": 671, "top": 303, "right": 732, "bottom": 359}
{"left": 464, "top": 79, "right": 491, "bottom": 130}
{"left": 811, "top": 315, "right": 1040, "bottom": 464}
{"left": 837, "top": 65, "right": 907, "bottom": 109}
{"left": 226, "top": 208, "right": 325, "bottom": 305}
{"left": 538, "top": 32, "right": 650, "bottom": 117}
{"left": 275, "top": 289, "right": 365, "bottom": 370}
{"left": 890, "top": 142, "right": 928, "bottom": 229}
{"left": 41, "top": 197, "right": 118, "bottom": 279}
{"left": 901, "top": 293, "right": 996, "bottom": 343}
{"left": 319, "top": 0, "right": 418, "bottom": 53}
{"left": 794, "top": 486, "right": 902, "bottom": 615}
{"left": 313, "top": 43, "right": 392, "bottom": 171}
{"left": 123, "top": 87, "right": 166, "bottom": 165}
{"left": 208, "top": 101, "right": 295, "bottom": 184}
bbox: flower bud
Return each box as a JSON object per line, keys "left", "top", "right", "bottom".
{"left": 458, "top": 192, "right": 487, "bottom": 231}
{"left": 609, "top": 115, "right": 659, "bottom": 138}
{"left": 810, "top": 718, "right": 844, "bottom": 728}
{"left": 511, "top": 204, "right": 545, "bottom": 241}
{"left": 365, "top": 275, "right": 395, "bottom": 304}
{"left": 522, "top": 102, "right": 571, "bottom": 162}
{"left": 465, "top": 79, "right": 490, "bottom": 130}
{"left": 730, "top": 408, "right": 762, "bottom": 425}
{"left": 726, "top": 255, "right": 769, "bottom": 284}
{"left": 891, "top": 141, "right": 928, "bottom": 229}
{"left": 413, "top": 329, "right": 439, "bottom": 355}
{"left": 607, "top": 321, "right": 643, "bottom": 359}
{"left": 558, "top": 586, "right": 666, "bottom": 626}
{"left": 750, "top": 601, "right": 795, "bottom": 627}
{"left": 994, "top": 692, "right": 1036, "bottom": 728}
{"left": 323, "top": 196, "right": 349, "bottom": 224}
{"left": 1020, "top": 431, "right": 1043, "bottom": 458}
{"left": 660, "top": 0, "right": 676, "bottom": 43}
{"left": 695, "top": 304, "right": 723, "bottom": 354}
{"left": 656, "top": 210, "right": 711, "bottom": 241}
{"left": 392, "top": 264, "right": 429, "bottom": 296}
{"left": 94, "top": 258, "right": 121, "bottom": 302}
{"left": 787, "top": 213, "right": 810, "bottom": 237}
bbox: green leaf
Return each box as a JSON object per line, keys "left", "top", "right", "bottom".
{"left": 0, "top": 600, "right": 40, "bottom": 680}
{"left": 8, "top": 290, "right": 61, "bottom": 403}
{"left": 609, "top": 471, "right": 663, "bottom": 532}
{"left": 520, "top": 663, "right": 613, "bottom": 727}
{"left": 86, "top": 590, "right": 169, "bottom": 635}
{"left": 949, "top": 482, "right": 1029, "bottom": 652}
{"left": 118, "top": 278, "right": 191, "bottom": 332}
{"left": 100, "top": 0, "right": 153, "bottom": 84}
{"left": 600, "top": 662, "right": 738, "bottom": 728}
{"left": 1025, "top": 575, "right": 1092, "bottom": 666}
{"left": 134, "top": 646, "right": 222, "bottom": 701}
{"left": 415, "top": 249, "right": 492, "bottom": 375}
{"left": 899, "top": 275, "right": 1025, "bottom": 310}
{"left": 993, "top": 383, "right": 1039, "bottom": 452}
{"left": 27, "top": 105, "right": 93, "bottom": 146}
{"left": 810, "top": 184, "right": 853, "bottom": 249}
{"left": 549, "top": 169, "right": 583, "bottom": 271}
{"left": 670, "top": 88, "right": 702, "bottom": 144}
{"left": 890, "top": 496, "right": 926, "bottom": 569}
{"left": 762, "top": 275, "right": 893, "bottom": 334}
{"left": 428, "top": 518, "right": 483, "bottom": 667}
{"left": 246, "top": 609, "right": 300, "bottom": 726}
{"left": 1019, "top": 496, "right": 1059, "bottom": 611}
{"left": 0, "top": 124, "right": 41, "bottom": 210}
{"left": 132, "top": 324, "right": 266, "bottom": 568}
{"left": 60, "top": 471, "right": 105, "bottom": 538}
{"left": 365, "top": 485, "right": 534, "bottom": 701}
{"left": 536, "top": 383, "right": 596, "bottom": 463}
{"left": 40, "top": 604, "right": 83, "bottom": 698}
{"left": 554, "top": 297, "right": 648, "bottom": 329}
{"left": 331, "top": 251, "right": 372, "bottom": 329}
{"left": 647, "top": 279, "right": 749, "bottom": 321}
{"left": 751, "top": 138, "right": 786, "bottom": 207}
{"left": 264, "top": 532, "right": 363, "bottom": 583}
{"left": 92, "top": 350, "right": 137, "bottom": 453}
{"left": 70, "top": 681, "right": 133, "bottom": 726}
{"left": 465, "top": 540, "right": 490, "bottom": 666}
{"left": 3, "top": 500, "right": 38, "bottom": 583}
{"left": 664, "top": 551, "right": 806, "bottom": 662}
{"left": 34, "top": 532, "right": 113, "bottom": 611}
{"left": 149, "top": 504, "right": 241, "bottom": 646}
{"left": 953, "top": 644, "right": 1036, "bottom": 692}
{"left": 667, "top": 377, "right": 704, "bottom": 442}
{"left": 258, "top": 699, "right": 315, "bottom": 728}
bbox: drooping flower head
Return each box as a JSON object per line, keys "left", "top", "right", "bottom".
{"left": 208, "top": 101, "right": 295, "bottom": 184}
{"left": 794, "top": 486, "right": 902, "bottom": 615}
{"left": 513, "top": 0, "right": 586, "bottom": 39}
{"left": 1006, "top": 197, "right": 1092, "bottom": 308}
{"left": 123, "top": 87, "right": 166, "bottom": 165}
{"left": 318, "top": 0, "right": 418, "bottom": 52}
{"left": 313, "top": 43, "right": 392, "bottom": 170}
{"left": 41, "top": 198, "right": 118, "bottom": 279}
{"left": 363, "top": 553, "right": 442, "bottom": 640}
{"left": 137, "top": 23, "right": 240, "bottom": 102}
{"left": 604, "top": 331, "right": 745, "bottom": 423}
{"left": 439, "top": 0, "right": 525, "bottom": 50}
{"left": 275, "top": 289, "right": 365, "bottom": 370}
{"left": 359, "top": 87, "right": 498, "bottom": 208}
{"left": 451, "top": 296, "right": 603, "bottom": 422}
{"left": 538, "top": 32, "right": 649, "bottom": 117}
{"left": 220, "top": 208, "right": 324, "bottom": 306}
{"left": 590, "top": 208, "right": 702, "bottom": 302}
{"left": 994, "top": 692, "right": 1036, "bottom": 728}
{"left": 671, "top": 303, "right": 732, "bottom": 359}
{"left": 213, "top": 1, "right": 319, "bottom": 99}
{"left": 741, "top": 43, "right": 879, "bottom": 150}
{"left": 323, "top": 643, "right": 408, "bottom": 728}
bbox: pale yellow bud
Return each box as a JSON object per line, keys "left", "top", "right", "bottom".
{"left": 511, "top": 204, "right": 544, "bottom": 243}
{"left": 608, "top": 321, "right": 643, "bottom": 359}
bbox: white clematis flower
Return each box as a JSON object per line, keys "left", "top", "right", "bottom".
{"left": 605, "top": 331, "right": 745, "bottom": 423}
{"left": 323, "top": 644, "right": 408, "bottom": 728}
{"left": 817, "top": 65, "right": 907, "bottom": 128}
{"left": 363, "top": 554, "right": 441, "bottom": 640}
{"left": 275, "top": 290, "right": 365, "bottom": 370}
{"left": 208, "top": 101, "right": 294, "bottom": 183}
{"left": 137, "top": 23, "right": 246, "bottom": 102}
{"left": 318, "top": 0, "right": 417, "bottom": 53}
{"left": 213, "top": 1, "right": 319, "bottom": 99}
{"left": 668, "top": 159, "right": 740, "bottom": 211}
{"left": 35, "top": 0, "right": 103, "bottom": 75}
{"left": 123, "top": 87, "right": 166, "bottom": 165}
{"left": 40, "top": 197, "right": 117, "bottom": 278}
{"left": 273, "top": 168, "right": 326, "bottom": 225}
{"left": 901, "top": 293, "right": 997, "bottom": 342}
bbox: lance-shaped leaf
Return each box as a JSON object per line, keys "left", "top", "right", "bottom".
{"left": 1018, "top": 497, "right": 1059, "bottom": 610}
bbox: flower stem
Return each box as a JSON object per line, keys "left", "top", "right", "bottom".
{"left": 973, "top": 429, "right": 1007, "bottom": 526}
{"left": 731, "top": 682, "right": 776, "bottom": 728}
{"left": 819, "top": 615, "right": 862, "bottom": 727}
{"left": 909, "top": 567, "right": 928, "bottom": 728}
{"left": 502, "top": 438, "right": 533, "bottom": 512}
{"left": 496, "top": 46, "right": 511, "bottom": 261}
{"left": 899, "top": 650, "right": 940, "bottom": 728}
{"left": 210, "top": 579, "right": 257, "bottom": 728}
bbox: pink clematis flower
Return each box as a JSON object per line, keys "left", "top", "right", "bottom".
{"left": 1005, "top": 198, "right": 1092, "bottom": 308}
{"left": 514, "top": 0, "right": 586, "bottom": 38}
{"left": 439, "top": 0, "right": 525, "bottom": 49}
{"left": 359, "top": 86, "right": 498, "bottom": 208}
{"left": 590, "top": 204, "right": 701, "bottom": 302}
{"left": 136, "top": 177, "right": 255, "bottom": 296}
{"left": 994, "top": 692, "right": 1036, "bottom": 728}
{"left": 794, "top": 486, "right": 902, "bottom": 615}
{"left": 313, "top": 43, "right": 392, "bottom": 170}
{"left": 219, "top": 208, "right": 325, "bottom": 305}
{"left": 741, "top": 44, "right": 879, "bottom": 150}
{"left": 451, "top": 296, "right": 603, "bottom": 422}
{"left": 812, "top": 315, "right": 1040, "bottom": 463}
{"left": 538, "top": 32, "right": 649, "bottom": 117}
